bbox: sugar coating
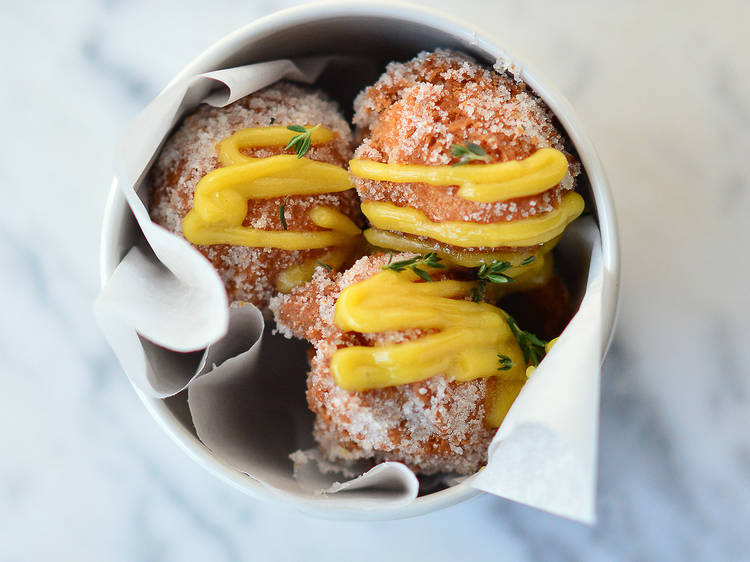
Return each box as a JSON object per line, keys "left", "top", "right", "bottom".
{"left": 352, "top": 49, "right": 580, "bottom": 228}
{"left": 270, "top": 253, "right": 495, "bottom": 475}
{"left": 149, "top": 82, "right": 359, "bottom": 309}
{"left": 493, "top": 56, "right": 523, "bottom": 84}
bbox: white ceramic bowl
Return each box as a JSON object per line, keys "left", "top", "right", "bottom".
{"left": 99, "top": 1, "right": 620, "bottom": 520}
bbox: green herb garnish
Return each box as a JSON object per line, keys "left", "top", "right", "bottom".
{"left": 469, "top": 285, "right": 484, "bottom": 303}
{"left": 450, "top": 142, "right": 490, "bottom": 166}
{"left": 279, "top": 196, "right": 289, "bottom": 230}
{"left": 383, "top": 252, "right": 445, "bottom": 282}
{"left": 316, "top": 260, "right": 332, "bottom": 270}
{"left": 284, "top": 124, "right": 319, "bottom": 158}
{"left": 477, "top": 260, "right": 514, "bottom": 284}
{"left": 470, "top": 256, "right": 538, "bottom": 302}
{"left": 497, "top": 354, "right": 514, "bottom": 371}
{"left": 506, "top": 315, "right": 548, "bottom": 367}
{"left": 470, "top": 260, "right": 513, "bottom": 302}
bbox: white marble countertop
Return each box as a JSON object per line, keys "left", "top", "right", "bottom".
{"left": 2, "top": 0, "right": 748, "bottom": 560}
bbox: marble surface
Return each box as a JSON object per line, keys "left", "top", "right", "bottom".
{"left": 1, "top": 0, "right": 749, "bottom": 560}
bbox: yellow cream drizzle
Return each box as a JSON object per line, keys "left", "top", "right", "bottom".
{"left": 331, "top": 268, "right": 528, "bottom": 427}
{"left": 217, "top": 126, "right": 334, "bottom": 165}
{"left": 365, "top": 227, "right": 556, "bottom": 300}
{"left": 349, "top": 147, "right": 568, "bottom": 202}
{"left": 361, "top": 191, "right": 584, "bottom": 249}
{"left": 181, "top": 126, "right": 361, "bottom": 250}
{"left": 363, "top": 228, "right": 560, "bottom": 268}
{"left": 484, "top": 251, "right": 555, "bottom": 301}
{"left": 524, "top": 337, "right": 559, "bottom": 378}
{"left": 485, "top": 379, "right": 526, "bottom": 428}
{"left": 275, "top": 246, "right": 351, "bottom": 293}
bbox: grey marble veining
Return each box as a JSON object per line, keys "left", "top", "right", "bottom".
{"left": 1, "top": 0, "right": 749, "bottom": 560}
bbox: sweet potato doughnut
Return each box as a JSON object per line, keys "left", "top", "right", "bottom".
{"left": 149, "top": 81, "right": 361, "bottom": 308}
{"left": 270, "top": 253, "right": 497, "bottom": 474}
{"left": 352, "top": 49, "right": 581, "bottom": 252}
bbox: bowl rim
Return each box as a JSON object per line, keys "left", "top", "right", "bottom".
{"left": 99, "top": 0, "right": 620, "bottom": 520}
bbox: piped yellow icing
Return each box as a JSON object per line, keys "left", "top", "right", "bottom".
{"left": 363, "top": 227, "right": 559, "bottom": 268}
{"left": 349, "top": 147, "right": 568, "bottom": 202}
{"left": 331, "top": 268, "right": 529, "bottom": 427}
{"left": 524, "top": 337, "right": 559, "bottom": 378}
{"left": 217, "top": 125, "right": 334, "bottom": 166}
{"left": 361, "top": 191, "right": 584, "bottom": 249}
{"left": 181, "top": 126, "right": 360, "bottom": 250}
{"left": 275, "top": 246, "right": 351, "bottom": 293}
{"left": 485, "top": 379, "right": 526, "bottom": 428}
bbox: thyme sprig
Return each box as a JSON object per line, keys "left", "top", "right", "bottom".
{"left": 316, "top": 260, "right": 332, "bottom": 270}
{"left": 477, "top": 260, "right": 514, "bottom": 284}
{"left": 506, "top": 314, "right": 548, "bottom": 367}
{"left": 279, "top": 196, "right": 289, "bottom": 230}
{"left": 497, "top": 354, "right": 514, "bottom": 371}
{"left": 470, "top": 256, "right": 536, "bottom": 303}
{"left": 451, "top": 142, "right": 490, "bottom": 166}
{"left": 383, "top": 252, "right": 445, "bottom": 282}
{"left": 284, "top": 124, "right": 319, "bottom": 158}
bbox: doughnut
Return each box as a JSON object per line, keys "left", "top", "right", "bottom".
{"left": 271, "top": 254, "right": 496, "bottom": 474}
{"left": 149, "top": 81, "right": 362, "bottom": 309}
{"left": 350, "top": 49, "right": 583, "bottom": 263}
{"left": 271, "top": 253, "right": 540, "bottom": 475}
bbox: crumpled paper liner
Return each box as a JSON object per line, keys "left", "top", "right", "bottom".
{"left": 95, "top": 57, "right": 605, "bottom": 521}
{"left": 472, "top": 219, "right": 602, "bottom": 522}
{"left": 187, "top": 332, "right": 419, "bottom": 508}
